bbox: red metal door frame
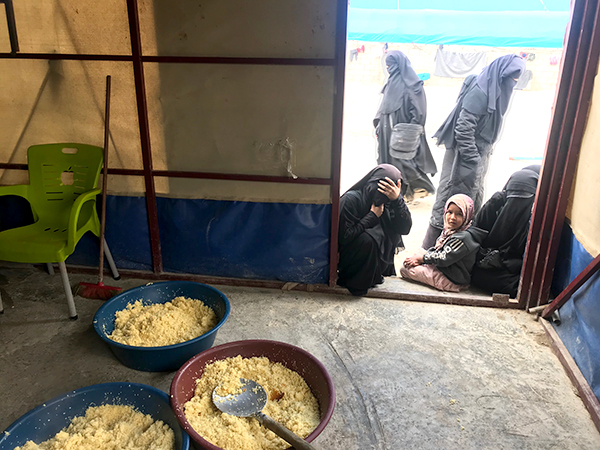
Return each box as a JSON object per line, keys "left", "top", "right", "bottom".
{"left": 518, "top": 0, "right": 600, "bottom": 309}
{"left": 328, "top": 0, "right": 348, "bottom": 286}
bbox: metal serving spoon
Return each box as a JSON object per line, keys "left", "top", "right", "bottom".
{"left": 212, "top": 378, "right": 317, "bottom": 450}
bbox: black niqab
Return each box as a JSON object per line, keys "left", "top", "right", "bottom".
{"left": 504, "top": 164, "right": 540, "bottom": 198}
{"left": 375, "top": 51, "right": 423, "bottom": 118}
{"left": 476, "top": 55, "right": 526, "bottom": 116}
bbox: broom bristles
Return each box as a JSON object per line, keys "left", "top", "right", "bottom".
{"left": 77, "top": 282, "right": 122, "bottom": 300}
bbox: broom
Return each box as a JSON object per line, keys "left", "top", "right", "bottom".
{"left": 77, "top": 75, "right": 123, "bottom": 300}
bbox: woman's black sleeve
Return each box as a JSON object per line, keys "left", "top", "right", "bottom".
{"left": 339, "top": 194, "right": 380, "bottom": 247}
{"left": 387, "top": 198, "right": 412, "bottom": 235}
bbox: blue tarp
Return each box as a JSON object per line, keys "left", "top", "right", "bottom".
{"left": 1, "top": 194, "right": 331, "bottom": 283}
{"left": 348, "top": 1, "right": 571, "bottom": 48}
{"left": 552, "top": 224, "right": 600, "bottom": 403}
{"left": 156, "top": 197, "right": 330, "bottom": 283}
{"left": 350, "top": 0, "right": 570, "bottom": 12}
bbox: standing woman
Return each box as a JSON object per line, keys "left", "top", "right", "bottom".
{"left": 338, "top": 164, "right": 412, "bottom": 296}
{"left": 374, "top": 51, "right": 437, "bottom": 200}
{"left": 422, "top": 54, "right": 526, "bottom": 249}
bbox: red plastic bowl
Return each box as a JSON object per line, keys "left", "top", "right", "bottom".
{"left": 170, "top": 340, "right": 336, "bottom": 450}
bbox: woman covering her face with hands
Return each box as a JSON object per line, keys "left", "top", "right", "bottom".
{"left": 337, "top": 164, "right": 412, "bottom": 296}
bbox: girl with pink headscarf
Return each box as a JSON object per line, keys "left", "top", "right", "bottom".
{"left": 401, "top": 194, "right": 487, "bottom": 292}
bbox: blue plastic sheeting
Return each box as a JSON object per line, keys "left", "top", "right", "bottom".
{"left": 67, "top": 196, "right": 153, "bottom": 271}
{"left": 349, "top": 0, "right": 570, "bottom": 12}
{"left": 0, "top": 195, "right": 152, "bottom": 270}
{"left": 156, "top": 198, "right": 331, "bottom": 284}
{"left": 0, "top": 195, "right": 34, "bottom": 232}
{"left": 348, "top": 8, "right": 570, "bottom": 48}
{"left": 552, "top": 224, "right": 600, "bottom": 403}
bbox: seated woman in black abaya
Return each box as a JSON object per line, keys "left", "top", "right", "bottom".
{"left": 471, "top": 165, "right": 541, "bottom": 298}
{"left": 337, "top": 164, "right": 412, "bottom": 296}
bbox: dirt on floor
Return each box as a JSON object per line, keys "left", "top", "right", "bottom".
{"left": 1, "top": 263, "right": 599, "bottom": 449}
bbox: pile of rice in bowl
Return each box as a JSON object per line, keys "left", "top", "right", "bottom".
{"left": 184, "top": 355, "right": 320, "bottom": 450}
{"left": 108, "top": 296, "right": 217, "bottom": 347}
{"left": 14, "top": 404, "right": 174, "bottom": 450}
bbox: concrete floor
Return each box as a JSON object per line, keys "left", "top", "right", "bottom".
{"left": 1, "top": 263, "right": 600, "bottom": 450}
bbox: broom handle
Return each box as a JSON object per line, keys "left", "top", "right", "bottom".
{"left": 98, "top": 75, "right": 111, "bottom": 284}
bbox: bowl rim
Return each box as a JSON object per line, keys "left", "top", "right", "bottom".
{"left": 169, "top": 339, "right": 336, "bottom": 450}
{"left": 0, "top": 382, "right": 190, "bottom": 449}
{"left": 92, "top": 281, "right": 231, "bottom": 351}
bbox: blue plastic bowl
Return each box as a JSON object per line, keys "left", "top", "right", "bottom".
{"left": 0, "top": 382, "right": 189, "bottom": 450}
{"left": 93, "top": 281, "right": 231, "bottom": 372}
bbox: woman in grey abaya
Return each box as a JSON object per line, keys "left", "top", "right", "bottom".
{"left": 422, "top": 54, "right": 526, "bottom": 249}
{"left": 374, "top": 51, "right": 437, "bottom": 199}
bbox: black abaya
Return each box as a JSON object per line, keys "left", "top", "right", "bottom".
{"left": 374, "top": 51, "right": 437, "bottom": 196}
{"left": 470, "top": 165, "right": 540, "bottom": 297}
{"left": 338, "top": 164, "right": 412, "bottom": 296}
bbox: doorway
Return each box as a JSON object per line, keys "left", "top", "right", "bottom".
{"left": 337, "top": 3, "right": 569, "bottom": 301}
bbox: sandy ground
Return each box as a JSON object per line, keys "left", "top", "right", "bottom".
{"left": 340, "top": 81, "right": 556, "bottom": 266}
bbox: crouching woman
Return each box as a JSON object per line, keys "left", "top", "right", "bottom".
{"left": 401, "top": 194, "right": 487, "bottom": 292}
{"left": 338, "top": 164, "right": 412, "bottom": 296}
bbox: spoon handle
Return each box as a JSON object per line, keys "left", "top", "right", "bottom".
{"left": 256, "top": 412, "right": 317, "bottom": 450}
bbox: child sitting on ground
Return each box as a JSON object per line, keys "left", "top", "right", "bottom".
{"left": 400, "top": 194, "right": 487, "bottom": 292}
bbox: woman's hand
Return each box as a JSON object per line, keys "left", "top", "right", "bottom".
{"left": 371, "top": 203, "right": 384, "bottom": 217}
{"left": 403, "top": 254, "right": 423, "bottom": 268}
{"left": 378, "top": 177, "right": 402, "bottom": 201}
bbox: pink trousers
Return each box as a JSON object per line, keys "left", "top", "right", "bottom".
{"left": 400, "top": 263, "right": 468, "bottom": 293}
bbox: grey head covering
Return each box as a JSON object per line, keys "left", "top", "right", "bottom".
{"left": 375, "top": 51, "right": 423, "bottom": 117}
{"left": 475, "top": 54, "right": 527, "bottom": 117}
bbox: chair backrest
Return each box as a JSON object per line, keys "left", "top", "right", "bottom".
{"left": 27, "top": 143, "right": 103, "bottom": 223}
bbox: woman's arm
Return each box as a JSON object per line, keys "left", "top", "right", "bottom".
{"left": 377, "top": 177, "right": 412, "bottom": 235}
{"left": 407, "top": 86, "right": 427, "bottom": 126}
{"left": 388, "top": 198, "right": 412, "bottom": 235}
{"left": 338, "top": 193, "right": 380, "bottom": 247}
{"left": 453, "top": 107, "right": 483, "bottom": 192}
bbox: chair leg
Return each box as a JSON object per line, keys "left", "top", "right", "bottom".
{"left": 58, "top": 261, "right": 78, "bottom": 320}
{"left": 103, "top": 240, "right": 120, "bottom": 280}
{"left": 46, "top": 263, "right": 55, "bottom": 275}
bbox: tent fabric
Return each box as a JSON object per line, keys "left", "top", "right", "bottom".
{"left": 156, "top": 197, "right": 330, "bottom": 283}
{"left": 349, "top": 0, "right": 570, "bottom": 12}
{"left": 348, "top": 9, "right": 570, "bottom": 48}
{"left": 3, "top": 194, "right": 331, "bottom": 283}
{"left": 433, "top": 48, "right": 488, "bottom": 78}
{"left": 552, "top": 224, "right": 600, "bottom": 403}
{"left": 66, "top": 196, "right": 153, "bottom": 271}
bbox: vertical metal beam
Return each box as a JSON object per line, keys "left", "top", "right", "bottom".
{"left": 537, "top": 2, "right": 600, "bottom": 304}
{"left": 2, "top": 0, "right": 19, "bottom": 54}
{"left": 328, "top": 0, "right": 348, "bottom": 286}
{"left": 519, "top": 0, "right": 600, "bottom": 309}
{"left": 126, "top": 0, "right": 163, "bottom": 273}
{"left": 518, "top": 0, "right": 582, "bottom": 308}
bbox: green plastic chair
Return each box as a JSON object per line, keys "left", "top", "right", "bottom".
{"left": 0, "top": 143, "right": 120, "bottom": 319}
